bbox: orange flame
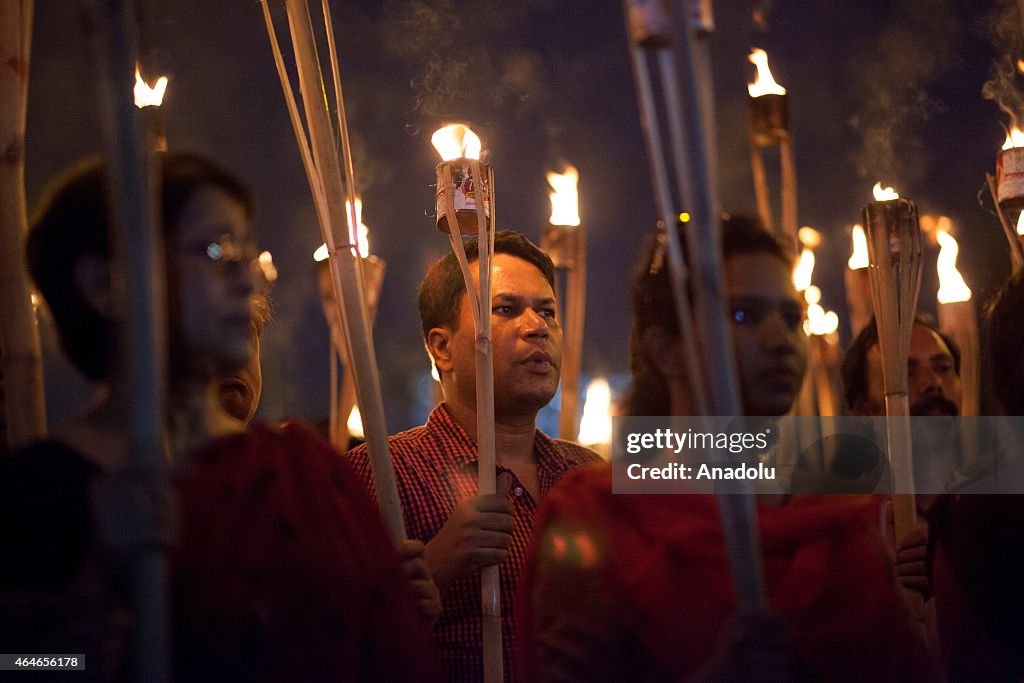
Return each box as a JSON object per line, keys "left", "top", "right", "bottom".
{"left": 133, "top": 65, "right": 168, "bottom": 108}
{"left": 936, "top": 225, "right": 971, "bottom": 303}
{"left": 793, "top": 247, "right": 815, "bottom": 292}
{"left": 313, "top": 198, "right": 370, "bottom": 261}
{"left": 1003, "top": 127, "right": 1024, "bottom": 150}
{"left": 872, "top": 182, "right": 899, "bottom": 201}
{"left": 747, "top": 48, "right": 786, "bottom": 97}
{"left": 798, "top": 226, "right": 821, "bottom": 249}
{"left": 848, "top": 224, "right": 868, "bottom": 269}
{"left": 431, "top": 124, "right": 481, "bottom": 161}
{"left": 578, "top": 377, "right": 612, "bottom": 446}
{"left": 547, "top": 165, "right": 580, "bottom": 226}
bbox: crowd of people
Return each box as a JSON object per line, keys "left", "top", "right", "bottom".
{"left": 1, "top": 151, "right": 1022, "bottom": 681}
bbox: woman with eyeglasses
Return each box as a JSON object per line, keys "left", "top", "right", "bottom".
{"left": 518, "top": 216, "right": 931, "bottom": 681}
{"left": 0, "top": 153, "right": 439, "bottom": 681}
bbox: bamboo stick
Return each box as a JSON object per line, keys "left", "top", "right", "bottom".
{"left": 986, "top": 174, "right": 1024, "bottom": 272}
{"left": 268, "top": 0, "right": 405, "bottom": 542}
{"left": 437, "top": 154, "right": 502, "bottom": 680}
{"left": 668, "top": 0, "right": 765, "bottom": 611}
{"left": 0, "top": 0, "right": 46, "bottom": 449}
{"left": 81, "top": 0, "right": 170, "bottom": 679}
{"left": 862, "top": 197, "right": 922, "bottom": 541}
{"left": 749, "top": 137, "right": 773, "bottom": 233}
{"left": 556, "top": 232, "right": 586, "bottom": 441}
{"left": 779, "top": 136, "right": 798, "bottom": 251}
{"left": 624, "top": 34, "right": 708, "bottom": 415}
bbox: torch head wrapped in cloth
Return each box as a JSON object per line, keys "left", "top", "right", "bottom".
{"left": 432, "top": 124, "right": 491, "bottom": 235}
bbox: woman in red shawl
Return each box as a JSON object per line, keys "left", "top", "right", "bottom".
{"left": 519, "top": 218, "right": 930, "bottom": 681}
{"left": 5, "top": 153, "right": 439, "bottom": 681}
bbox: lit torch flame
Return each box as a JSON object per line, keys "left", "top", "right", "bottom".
{"left": 578, "top": 377, "right": 612, "bottom": 447}
{"left": 1018, "top": 59, "right": 1024, "bottom": 75}
{"left": 347, "top": 405, "right": 364, "bottom": 440}
{"left": 793, "top": 247, "right": 815, "bottom": 292}
{"left": 936, "top": 225, "right": 972, "bottom": 304}
{"left": 872, "top": 182, "right": 899, "bottom": 201}
{"left": 803, "top": 286, "right": 839, "bottom": 336}
{"left": 431, "top": 124, "right": 481, "bottom": 161}
{"left": 1003, "top": 127, "right": 1024, "bottom": 150}
{"left": 848, "top": 224, "right": 868, "bottom": 269}
{"left": 257, "top": 251, "right": 278, "bottom": 283}
{"left": 547, "top": 165, "right": 580, "bottom": 227}
{"left": 313, "top": 198, "right": 370, "bottom": 261}
{"left": 1017, "top": 211, "right": 1024, "bottom": 236}
{"left": 133, "top": 64, "right": 168, "bottom": 108}
{"left": 798, "top": 226, "right": 821, "bottom": 249}
{"left": 747, "top": 48, "right": 786, "bottom": 97}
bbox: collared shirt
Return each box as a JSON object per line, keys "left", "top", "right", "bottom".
{"left": 345, "top": 403, "right": 600, "bottom": 682}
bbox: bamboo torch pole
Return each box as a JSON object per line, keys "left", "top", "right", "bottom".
{"left": 622, "top": 0, "right": 709, "bottom": 415}
{"left": 261, "top": 0, "right": 405, "bottom": 541}
{"left": 431, "top": 124, "right": 502, "bottom": 681}
{"left": 747, "top": 47, "right": 796, "bottom": 251}
{"left": 82, "top": 0, "right": 170, "bottom": 679}
{"left": 0, "top": 0, "right": 46, "bottom": 449}
{"left": 542, "top": 166, "right": 585, "bottom": 441}
{"left": 670, "top": 0, "right": 766, "bottom": 611}
{"left": 862, "top": 184, "right": 922, "bottom": 541}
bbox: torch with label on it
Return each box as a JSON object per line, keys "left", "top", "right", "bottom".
{"left": 986, "top": 127, "right": 1024, "bottom": 270}
{"left": 862, "top": 182, "right": 923, "bottom": 541}
{"left": 431, "top": 123, "right": 504, "bottom": 683}
{"left": 541, "top": 165, "right": 586, "bottom": 441}
{"left": 133, "top": 64, "right": 168, "bottom": 152}
{"left": 747, "top": 48, "right": 797, "bottom": 251}
{"left": 313, "top": 198, "right": 386, "bottom": 451}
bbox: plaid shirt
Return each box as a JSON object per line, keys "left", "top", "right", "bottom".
{"left": 345, "top": 403, "right": 600, "bottom": 682}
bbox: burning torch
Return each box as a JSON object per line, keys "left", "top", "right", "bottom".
{"left": 845, "top": 224, "right": 873, "bottom": 336}
{"left": 987, "top": 127, "right": 1024, "bottom": 270}
{"left": 133, "top": 63, "right": 168, "bottom": 151}
{"left": 540, "top": 165, "right": 586, "bottom": 441}
{"left": 748, "top": 48, "right": 797, "bottom": 251}
{"left": 862, "top": 182, "right": 923, "bottom": 544}
{"left": 431, "top": 123, "right": 503, "bottom": 683}
{"left": 934, "top": 220, "right": 978, "bottom": 417}
{"left": 313, "top": 198, "right": 387, "bottom": 451}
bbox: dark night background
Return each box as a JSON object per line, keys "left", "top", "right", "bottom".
{"left": 25, "top": 0, "right": 1015, "bottom": 432}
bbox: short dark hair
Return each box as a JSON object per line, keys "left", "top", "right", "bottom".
{"left": 417, "top": 230, "right": 555, "bottom": 340}
{"left": 841, "top": 316, "right": 961, "bottom": 413}
{"left": 27, "top": 153, "right": 253, "bottom": 381}
{"left": 624, "top": 215, "right": 791, "bottom": 416}
{"left": 985, "top": 269, "right": 1024, "bottom": 414}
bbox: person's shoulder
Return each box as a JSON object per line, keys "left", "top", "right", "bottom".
{"left": 344, "top": 423, "right": 433, "bottom": 462}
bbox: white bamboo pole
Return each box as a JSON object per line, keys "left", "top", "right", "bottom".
{"left": 81, "top": 0, "right": 170, "bottom": 679}
{"left": 622, "top": 11, "right": 708, "bottom": 416}
{"left": 264, "top": 0, "right": 405, "bottom": 541}
{"left": 0, "top": 0, "right": 46, "bottom": 448}
{"left": 668, "top": 0, "right": 765, "bottom": 611}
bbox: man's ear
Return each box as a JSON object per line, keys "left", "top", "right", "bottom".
{"left": 640, "top": 325, "right": 686, "bottom": 380}
{"left": 426, "top": 326, "right": 455, "bottom": 374}
{"left": 73, "top": 254, "right": 114, "bottom": 317}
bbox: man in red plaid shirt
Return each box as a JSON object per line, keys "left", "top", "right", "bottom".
{"left": 346, "top": 231, "right": 600, "bottom": 681}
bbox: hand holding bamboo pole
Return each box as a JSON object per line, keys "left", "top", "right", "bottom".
{"left": 0, "top": 0, "right": 46, "bottom": 449}
{"left": 432, "top": 125, "right": 503, "bottom": 682}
